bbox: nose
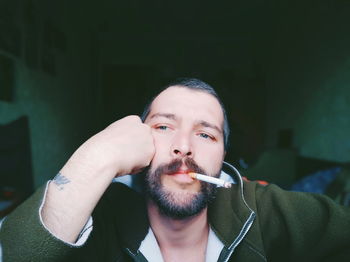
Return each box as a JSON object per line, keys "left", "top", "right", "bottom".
{"left": 171, "top": 132, "right": 193, "bottom": 158}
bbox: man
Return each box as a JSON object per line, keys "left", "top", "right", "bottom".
{"left": 1, "top": 78, "right": 350, "bottom": 261}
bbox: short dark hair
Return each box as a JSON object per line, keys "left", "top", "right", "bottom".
{"left": 141, "top": 77, "right": 230, "bottom": 150}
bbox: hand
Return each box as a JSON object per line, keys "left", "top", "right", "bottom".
{"left": 60, "top": 115, "right": 155, "bottom": 181}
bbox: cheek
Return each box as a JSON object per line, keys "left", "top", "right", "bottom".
{"left": 196, "top": 144, "right": 224, "bottom": 174}
{"left": 152, "top": 134, "right": 171, "bottom": 155}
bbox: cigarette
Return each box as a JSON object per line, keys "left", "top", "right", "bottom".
{"left": 188, "top": 172, "right": 232, "bottom": 188}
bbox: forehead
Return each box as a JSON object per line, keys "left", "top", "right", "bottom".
{"left": 148, "top": 86, "right": 224, "bottom": 126}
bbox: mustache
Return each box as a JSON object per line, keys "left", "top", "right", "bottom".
{"left": 154, "top": 158, "right": 206, "bottom": 177}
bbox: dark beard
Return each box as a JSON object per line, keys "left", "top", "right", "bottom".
{"left": 145, "top": 158, "right": 218, "bottom": 219}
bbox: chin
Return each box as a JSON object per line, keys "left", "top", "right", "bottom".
{"left": 146, "top": 181, "right": 217, "bottom": 220}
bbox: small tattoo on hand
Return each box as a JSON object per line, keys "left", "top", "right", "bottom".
{"left": 53, "top": 173, "right": 70, "bottom": 190}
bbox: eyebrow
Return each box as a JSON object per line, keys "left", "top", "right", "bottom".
{"left": 150, "top": 113, "right": 222, "bottom": 134}
{"left": 149, "top": 113, "right": 177, "bottom": 120}
{"left": 197, "top": 121, "right": 222, "bottom": 134}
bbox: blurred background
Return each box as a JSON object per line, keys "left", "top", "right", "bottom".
{"left": 1, "top": 0, "right": 350, "bottom": 215}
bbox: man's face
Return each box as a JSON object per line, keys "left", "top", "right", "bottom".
{"left": 144, "top": 86, "right": 225, "bottom": 219}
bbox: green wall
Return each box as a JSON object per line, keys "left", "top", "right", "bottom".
{"left": 265, "top": 1, "right": 350, "bottom": 163}
{"left": 0, "top": 0, "right": 95, "bottom": 188}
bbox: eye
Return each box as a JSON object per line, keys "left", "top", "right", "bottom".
{"left": 198, "top": 133, "right": 214, "bottom": 140}
{"left": 155, "top": 125, "right": 169, "bottom": 131}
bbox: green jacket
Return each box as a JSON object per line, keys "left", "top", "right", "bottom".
{"left": 1, "top": 173, "right": 350, "bottom": 262}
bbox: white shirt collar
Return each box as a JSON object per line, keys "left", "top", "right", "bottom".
{"left": 139, "top": 227, "right": 224, "bottom": 262}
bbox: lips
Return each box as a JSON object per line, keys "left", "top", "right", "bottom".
{"left": 171, "top": 164, "right": 194, "bottom": 173}
{"left": 167, "top": 169, "right": 195, "bottom": 183}
{"left": 167, "top": 168, "right": 193, "bottom": 176}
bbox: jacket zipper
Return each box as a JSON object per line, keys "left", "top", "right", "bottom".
{"left": 222, "top": 212, "right": 256, "bottom": 262}
{"left": 125, "top": 248, "right": 149, "bottom": 262}
{"left": 221, "top": 161, "right": 257, "bottom": 262}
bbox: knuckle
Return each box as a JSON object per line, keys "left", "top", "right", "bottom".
{"left": 106, "top": 120, "right": 119, "bottom": 128}
{"left": 128, "top": 115, "right": 141, "bottom": 122}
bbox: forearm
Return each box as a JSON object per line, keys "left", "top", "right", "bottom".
{"left": 41, "top": 161, "right": 115, "bottom": 243}
{"left": 41, "top": 116, "right": 154, "bottom": 243}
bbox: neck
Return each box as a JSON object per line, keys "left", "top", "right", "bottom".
{"left": 147, "top": 200, "right": 209, "bottom": 251}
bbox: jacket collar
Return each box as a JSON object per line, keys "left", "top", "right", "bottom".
{"left": 208, "top": 182, "right": 255, "bottom": 248}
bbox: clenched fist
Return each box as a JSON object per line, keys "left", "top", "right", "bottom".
{"left": 60, "top": 115, "right": 155, "bottom": 181}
